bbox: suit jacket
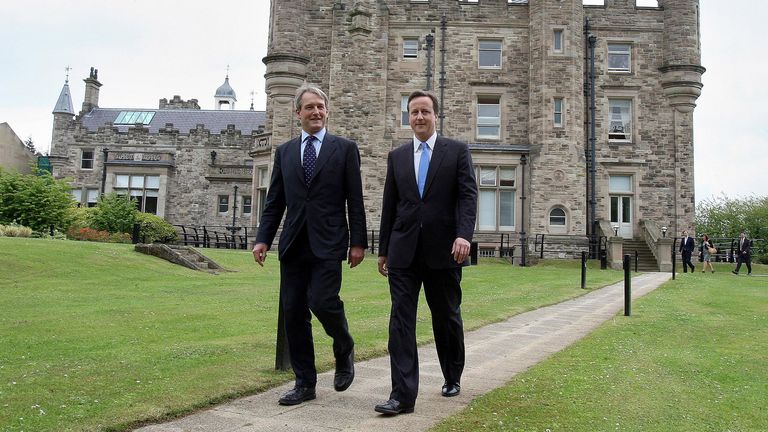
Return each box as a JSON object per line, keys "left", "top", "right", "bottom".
{"left": 378, "top": 136, "right": 478, "bottom": 269}
{"left": 255, "top": 133, "right": 367, "bottom": 261}
{"left": 737, "top": 237, "right": 752, "bottom": 257}
{"left": 679, "top": 236, "right": 695, "bottom": 253}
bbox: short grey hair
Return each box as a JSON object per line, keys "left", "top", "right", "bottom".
{"left": 294, "top": 85, "right": 329, "bottom": 112}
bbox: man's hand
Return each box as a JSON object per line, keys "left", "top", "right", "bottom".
{"left": 377, "top": 256, "right": 388, "bottom": 277}
{"left": 252, "top": 243, "right": 269, "bottom": 267}
{"left": 348, "top": 246, "right": 365, "bottom": 268}
{"left": 452, "top": 237, "right": 471, "bottom": 263}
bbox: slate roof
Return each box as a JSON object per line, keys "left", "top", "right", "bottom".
{"left": 52, "top": 82, "right": 74, "bottom": 115}
{"left": 80, "top": 108, "right": 266, "bottom": 135}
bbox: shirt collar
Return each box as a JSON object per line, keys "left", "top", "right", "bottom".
{"left": 412, "top": 132, "right": 437, "bottom": 152}
{"left": 302, "top": 128, "right": 326, "bottom": 144}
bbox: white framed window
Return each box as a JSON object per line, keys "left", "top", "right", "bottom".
{"left": 477, "top": 96, "right": 501, "bottom": 139}
{"left": 113, "top": 174, "right": 160, "bottom": 214}
{"left": 608, "top": 43, "right": 632, "bottom": 73}
{"left": 81, "top": 149, "right": 94, "bottom": 170}
{"left": 609, "top": 175, "right": 633, "bottom": 193}
{"left": 553, "top": 29, "right": 564, "bottom": 53}
{"left": 218, "top": 195, "right": 229, "bottom": 213}
{"left": 242, "top": 196, "right": 252, "bottom": 216}
{"left": 71, "top": 189, "right": 83, "bottom": 207}
{"left": 554, "top": 97, "right": 564, "bottom": 127}
{"left": 401, "top": 96, "right": 410, "bottom": 127}
{"left": 256, "top": 167, "right": 269, "bottom": 223}
{"left": 478, "top": 40, "right": 502, "bottom": 69}
{"left": 549, "top": 208, "right": 567, "bottom": 226}
{"left": 86, "top": 189, "right": 99, "bottom": 208}
{"left": 608, "top": 99, "right": 632, "bottom": 142}
{"left": 403, "top": 38, "right": 419, "bottom": 58}
{"left": 477, "top": 166, "right": 516, "bottom": 231}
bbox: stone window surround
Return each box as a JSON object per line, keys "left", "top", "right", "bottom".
{"left": 547, "top": 205, "right": 569, "bottom": 234}
{"left": 477, "top": 38, "right": 503, "bottom": 69}
{"left": 80, "top": 148, "right": 95, "bottom": 170}
{"left": 553, "top": 96, "right": 565, "bottom": 128}
{"left": 473, "top": 88, "right": 504, "bottom": 141}
{"left": 551, "top": 27, "right": 566, "bottom": 55}
{"left": 607, "top": 41, "right": 633, "bottom": 74}
{"left": 218, "top": 195, "right": 229, "bottom": 213}
{"left": 604, "top": 89, "right": 639, "bottom": 144}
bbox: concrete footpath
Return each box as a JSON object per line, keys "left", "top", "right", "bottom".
{"left": 136, "top": 272, "right": 672, "bottom": 432}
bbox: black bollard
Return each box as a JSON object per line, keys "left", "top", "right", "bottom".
{"left": 624, "top": 254, "right": 631, "bottom": 316}
{"left": 275, "top": 300, "right": 291, "bottom": 371}
{"left": 581, "top": 251, "right": 587, "bottom": 289}
{"left": 131, "top": 223, "right": 141, "bottom": 244}
{"left": 671, "top": 242, "right": 676, "bottom": 280}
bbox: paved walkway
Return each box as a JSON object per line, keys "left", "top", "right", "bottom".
{"left": 136, "top": 272, "right": 672, "bottom": 432}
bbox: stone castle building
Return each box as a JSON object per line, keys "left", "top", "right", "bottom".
{"left": 49, "top": 68, "right": 267, "bottom": 231}
{"left": 257, "top": 0, "right": 704, "bottom": 254}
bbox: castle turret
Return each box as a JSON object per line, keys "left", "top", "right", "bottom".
{"left": 51, "top": 71, "right": 75, "bottom": 155}
{"left": 80, "top": 67, "right": 102, "bottom": 116}
{"left": 215, "top": 74, "right": 237, "bottom": 110}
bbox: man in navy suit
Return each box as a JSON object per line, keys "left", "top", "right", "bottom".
{"left": 253, "top": 85, "right": 367, "bottom": 406}
{"left": 732, "top": 230, "right": 752, "bottom": 275}
{"left": 375, "top": 90, "right": 478, "bottom": 415}
{"left": 679, "top": 229, "right": 696, "bottom": 273}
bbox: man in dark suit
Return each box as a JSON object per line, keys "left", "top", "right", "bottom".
{"left": 732, "top": 230, "right": 752, "bottom": 275}
{"left": 679, "top": 230, "right": 696, "bottom": 273}
{"left": 374, "top": 90, "right": 478, "bottom": 415}
{"left": 252, "top": 85, "right": 367, "bottom": 406}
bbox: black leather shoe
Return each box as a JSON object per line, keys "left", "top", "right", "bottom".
{"left": 334, "top": 349, "right": 355, "bottom": 391}
{"left": 278, "top": 386, "right": 316, "bottom": 406}
{"left": 374, "top": 399, "right": 414, "bottom": 415}
{"left": 442, "top": 382, "right": 461, "bottom": 397}
{"left": 732, "top": 270, "right": 738, "bottom": 275}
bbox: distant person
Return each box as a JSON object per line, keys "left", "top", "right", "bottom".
{"left": 375, "top": 90, "right": 478, "bottom": 416}
{"left": 679, "top": 230, "right": 696, "bottom": 273}
{"left": 700, "top": 234, "right": 715, "bottom": 273}
{"left": 732, "top": 231, "right": 752, "bottom": 276}
{"left": 252, "top": 85, "right": 367, "bottom": 406}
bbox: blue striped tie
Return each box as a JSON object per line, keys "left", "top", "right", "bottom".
{"left": 417, "top": 142, "right": 430, "bottom": 197}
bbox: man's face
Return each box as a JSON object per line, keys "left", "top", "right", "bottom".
{"left": 682, "top": 230, "right": 688, "bottom": 237}
{"left": 408, "top": 96, "right": 437, "bottom": 142}
{"left": 296, "top": 92, "right": 328, "bottom": 134}
{"left": 740, "top": 232, "right": 746, "bottom": 239}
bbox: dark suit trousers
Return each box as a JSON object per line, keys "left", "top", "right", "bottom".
{"left": 279, "top": 226, "right": 354, "bottom": 388}
{"left": 681, "top": 250, "right": 695, "bottom": 272}
{"left": 386, "top": 242, "right": 465, "bottom": 406}
{"left": 735, "top": 253, "right": 752, "bottom": 274}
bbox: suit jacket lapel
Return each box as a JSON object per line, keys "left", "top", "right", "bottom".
{"left": 312, "top": 134, "right": 338, "bottom": 182}
{"left": 285, "top": 137, "right": 305, "bottom": 188}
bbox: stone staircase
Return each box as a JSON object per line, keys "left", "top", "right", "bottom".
{"left": 134, "top": 244, "right": 229, "bottom": 273}
{"left": 621, "top": 238, "right": 659, "bottom": 272}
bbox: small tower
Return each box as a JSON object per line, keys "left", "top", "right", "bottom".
{"left": 80, "top": 67, "right": 102, "bottom": 116}
{"left": 51, "top": 67, "right": 75, "bottom": 155}
{"left": 215, "top": 71, "right": 237, "bottom": 110}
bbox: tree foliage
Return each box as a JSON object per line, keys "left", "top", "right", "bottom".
{"left": 89, "top": 193, "right": 137, "bottom": 233}
{"left": 695, "top": 194, "right": 768, "bottom": 240}
{"left": 135, "top": 212, "right": 178, "bottom": 243}
{"left": 0, "top": 168, "right": 75, "bottom": 232}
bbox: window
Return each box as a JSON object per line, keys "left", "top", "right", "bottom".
{"left": 114, "top": 174, "right": 160, "bottom": 214}
{"left": 608, "top": 99, "right": 632, "bottom": 141}
{"left": 549, "top": 208, "right": 566, "bottom": 226}
{"left": 609, "top": 175, "right": 633, "bottom": 193}
{"left": 242, "top": 196, "right": 252, "bottom": 216}
{"left": 477, "top": 96, "right": 501, "bottom": 139}
{"left": 554, "top": 98, "right": 564, "bottom": 127}
{"left": 71, "top": 189, "right": 82, "bottom": 207}
{"left": 114, "top": 111, "right": 156, "bottom": 125}
{"left": 478, "top": 40, "right": 502, "bottom": 68}
{"left": 403, "top": 38, "right": 419, "bottom": 58}
{"left": 401, "top": 96, "right": 410, "bottom": 127}
{"left": 256, "top": 167, "right": 269, "bottom": 222}
{"left": 508, "top": 0, "right": 528, "bottom": 3}
{"left": 553, "top": 29, "right": 564, "bottom": 53}
{"left": 81, "top": 149, "right": 94, "bottom": 169}
{"left": 218, "top": 195, "right": 229, "bottom": 213}
{"left": 86, "top": 189, "right": 99, "bottom": 208}
{"left": 608, "top": 43, "right": 631, "bottom": 73}
{"left": 477, "top": 166, "right": 516, "bottom": 231}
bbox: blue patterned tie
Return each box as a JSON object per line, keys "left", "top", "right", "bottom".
{"left": 417, "top": 141, "right": 430, "bottom": 197}
{"left": 303, "top": 136, "right": 317, "bottom": 185}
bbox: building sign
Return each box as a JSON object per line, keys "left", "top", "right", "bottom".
{"left": 218, "top": 166, "right": 253, "bottom": 176}
{"left": 112, "top": 152, "right": 162, "bottom": 162}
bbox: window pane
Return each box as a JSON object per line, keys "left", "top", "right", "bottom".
{"left": 479, "top": 190, "right": 496, "bottom": 230}
{"left": 622, "top": 196, "right": 631, "bottom": 222}
{"left": 71, "top": 189, "right": 82, "bottom": 203}
{"left": 144, "top": 196, "right": 158, "bottom": 215}
{"left": 500, "top": 190, "right": 515, "bottom": 228}
{"left": 479, "top": 51, "right": 501, "bottom": 68}
{"left": 608, "top": 99, "right": 632, "bottom": 140}
{"left": 243, "top": 196, "right": 252, "bottom": 214}
{"left": 549, "top": 208, "right": 566, "bottom": 225}
{"left": 499, "top": 168, "right": 515, "bottom": 186}
{"left": 401, "top": 96, "right": 410, "bottom": 126}
{"left": 130, "top": 175, "right": 144, "bottom": 188}
{"left": 403, "top": 39, "right": 418, "bottom": 58}
{"left": 609, "top": 175, "right": 632, "bottom": 193}
{"left": 87, "top": 189, "right": 99, "bottom": 202}
{"left": 478, "top": 104, "right": 499, "bottom": 117}
{"left": 554, "top": 30, "right": 563, "bottom": 51}
{"left": 480, "top": 167, "right": 497, "bottom": 186}
{"left": 259, "top": 168, "right": 269, "bottom": 187}
{"left": 146, "top": 175, "right": 160, "bottom": 189}
{"left": 610, "top": 196, "right": 619, "bottom": 223}
{"left": 218, "top": 195, "right": 229, "bottom": 213}
{"left": 478, "top": 126, "right": 500, "bottom": 137}
{"left": 115, "top": 175, "right": 129, "bottom": 188}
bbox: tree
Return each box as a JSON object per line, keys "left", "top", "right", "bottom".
{"left": 696, "top": 194, "right": 768, "bottom": 263}
{"left": 0, "top": 168, "right": 75, "bottom": 232}
{"left": 24, "top": 137, "right": 37, "bottom": 155}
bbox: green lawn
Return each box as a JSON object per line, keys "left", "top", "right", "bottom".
{"left": 433, "top": 263, "right": 768, "bottom": 432}
{"left": 0, "top": 237, "right": 622, "bottom": 432}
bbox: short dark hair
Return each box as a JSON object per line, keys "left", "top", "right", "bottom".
{"left": 407, "top": 90, "right": 439, "bottom": 115}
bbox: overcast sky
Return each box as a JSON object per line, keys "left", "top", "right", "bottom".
{"left": 1, "top": 1, "right": 765, "bottom": 203}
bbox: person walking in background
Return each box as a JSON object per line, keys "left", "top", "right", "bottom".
{"left": 679, "top": 230, "right": 696, "bottom": 273}
{"left": 700, "top": 234, "right": 715, "bottom": 273}
{"left": 252, "top": 85, "right": 367, "bottom": 405}
{"left": 732, "top": 231, "right": 752, "bottom": 275}
{"left": 375, "top": 90, "right": 478, "bottom": 416}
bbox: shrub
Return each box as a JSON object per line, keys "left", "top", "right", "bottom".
{"left": 90, "top": 193, "right": 137, "bottom": 233}
{"left": 135, "top": 212, "right": 178, "bottom": 243}
{"left": 0, "top": 222, "right": 33, "bottom": 237}
{"left": 66, "top": 227, "right": 131, "bottom": 243}
{"left": 0, "top": 168, "right": 76, "bottom": 232}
